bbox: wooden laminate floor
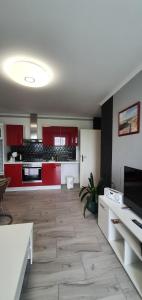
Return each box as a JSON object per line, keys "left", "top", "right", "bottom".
{"left": 4, "top": 187, "right": 141, "bottom": 300}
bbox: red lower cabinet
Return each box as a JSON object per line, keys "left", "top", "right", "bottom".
{"left": 4, "top": 164, "right": 22, "bottom": 187}
{"left": 42, "top": 163, "right": 61, "bottom": 185}
{"left": 4, "top": 163, "right": 61, "bottom": 188}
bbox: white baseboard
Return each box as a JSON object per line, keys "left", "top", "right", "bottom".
{"left": 6, "top": 185, "right": 61, "bottom": 192}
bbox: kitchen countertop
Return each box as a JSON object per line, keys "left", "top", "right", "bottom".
{"left": 4, "top": 161, "right": 80, "bottom": 164}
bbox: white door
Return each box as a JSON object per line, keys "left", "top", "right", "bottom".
{"left": 80, "top": 129, "right": 101, "bottom": 187}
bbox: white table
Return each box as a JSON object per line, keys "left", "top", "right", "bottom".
{"left": 0, "top": 223, "right": 33, "bottom": 300}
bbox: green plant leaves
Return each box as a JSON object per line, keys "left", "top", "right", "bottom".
{"left": 88, "top": 172, "right": 94, "bottom": 189}
{"left": 79, "top": 186, "right": 86, "bottom": 197}
{"left": 80, "top": 191, "right": 89, "bottom": 202}
{"left": 79, "top": 172, "right": 99, "bottom": 217}
{"left": 83, "top": 201, "right": 88, "bottom": 218}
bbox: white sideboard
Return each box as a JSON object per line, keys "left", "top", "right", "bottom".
{"left": 0, "top": 223, "right": 33, "bottom": 300}
{"left": 98, "top": 195, "right": 142, "bottom": 297}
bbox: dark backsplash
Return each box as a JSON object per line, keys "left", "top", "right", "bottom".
{"left": 10, "top": 143, "right": 76, "bottom": 162}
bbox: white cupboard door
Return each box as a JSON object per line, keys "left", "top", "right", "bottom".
{"left": 98, "top": 198, "right": 109, "bottom": 239}
{"left": 80, "top": 129, "right": 100, "bottom": 187}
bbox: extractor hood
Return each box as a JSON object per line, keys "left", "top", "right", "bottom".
{"left": 24, "top": 114, "right": 42, "bottom": 143}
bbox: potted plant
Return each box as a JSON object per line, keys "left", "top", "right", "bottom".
{"left": 79, "top": 173, "right": 103, "bottom": 218}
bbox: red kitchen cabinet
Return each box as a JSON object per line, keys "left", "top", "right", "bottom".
{"left": 42, "top": 126, "right": 60, "bottom": 145}
{"left": 61, "top": 127, "right": 70, "bottom": 146}
{"left": 60, "top": 126, "right": 67, "bottom": 146}
{"left": 42, "top": 163, "right": 61, "bottom": 185}
{"left": 6, "top": 125, "right": 23, "bottom": 146}
{"left": 61, "top": 127, "right": 78, "bottom": 146}
{"left": 4, "top": 164, "right": 22, "bottom": 187}
{"left": 42, "top": 126, "right": 78, "bottom": 146}
{"left": 72, "top": 127, "right": 78, "bottom": 146}
{"left": 42, "top": 127, "right": 52, "bottom": 145}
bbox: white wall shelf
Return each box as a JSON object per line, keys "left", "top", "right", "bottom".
{"left": 110, "top": 239, "right": 124, "bottom": 264}
{"left": 98, "top": 197, "right": 109, "bottom": 239}
{"left": 113, "top": 222, "right": 142, "bottom": 260}
{"left": 125, "top": 262, "right": 142, "bottom": 296}
{"left": 98, "top": 195, "right": 142, "bottom": 297}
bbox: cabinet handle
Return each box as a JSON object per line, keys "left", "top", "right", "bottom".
{"left": 111, "top": 219, "right": 120, "bottom": 224}
{"left": 100, "top": 203, "right": 105, "bottom": 209}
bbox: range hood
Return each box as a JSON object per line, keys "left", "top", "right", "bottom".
{"left": 24, "top": 114, "right": 42, "bottom": 143}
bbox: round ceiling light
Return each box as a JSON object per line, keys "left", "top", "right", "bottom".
{"left": 24, "top": 76, "right": 35, "bottom": 83}
{"left": 3, "top": 57, "right": 54, "bottom": 87}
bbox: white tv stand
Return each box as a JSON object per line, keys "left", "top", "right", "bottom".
{"left": 98, "top": 195, "right": 142, "bottom": 297}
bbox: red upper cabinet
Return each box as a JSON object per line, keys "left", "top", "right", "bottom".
{"left": 61, "top": 127, "right": 70, "bottom": 146}
{"left": 72, "top": 127, "right": 78, "bottom": 146}
{"left": 42, "top": 126, "right": 60, "bottom": 146}
{"left": 6, "top": 125, "right": 23, "bottom": 146}
{"left": 60, "top": 127, "right": 67, "bottom": 146}
{"left": 4, "top": 164, "right": 22, "bottom": 187}
{"left": 42, "top": 163, "right": 61, "bottom": 185}
{"left": 61, "top": 127, "right": 78, "bottom": 146}
{"left": 42, "top": 127, "right": 51, "bottom": 145}
{"left": 42, "top": 126, "right": 78, "bottom": 146}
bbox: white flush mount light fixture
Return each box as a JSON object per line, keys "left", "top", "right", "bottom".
{"left": 3, "top": 56, "right": 54, "bottom": 87}
{"left": 25, "top": 76, "right": 35, "bottom": 83}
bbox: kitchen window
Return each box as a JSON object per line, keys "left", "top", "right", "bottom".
{"left": 54, "top": 137, "right": 65, "bottom": 146}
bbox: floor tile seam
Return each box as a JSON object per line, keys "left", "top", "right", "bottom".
{"left": 58, "top": 284, "right": 59, "bottom": 300}
{"left": 55, "top": 237, "right": 58, "bottom": 259}
{"left": 113, "top": 273, "right": 130, "bottom": 299}
{"left": 80, "top": 252, "right": 88, "bottom": 280}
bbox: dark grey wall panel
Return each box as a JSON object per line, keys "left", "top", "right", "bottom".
{"left": 93, "top": 117, "right": 101, "bottom": 129}
{"left": 101, "top": 97, "right": 113, "bottom": 187}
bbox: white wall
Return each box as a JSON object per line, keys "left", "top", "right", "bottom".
{"left": 0, "top": 116, "right": 30, "bottom": 139}
{"left": 38, "top": 117, "right": 93, "bottom": 138}
{"left": 112, "top": 71, "right": 142, "bottom": 192}
{"left": 0, "top": 115, "right": 93, "bottom": 139}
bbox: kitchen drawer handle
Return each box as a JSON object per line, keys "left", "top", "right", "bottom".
{"left": 111, "top": 219, "right": 120, "bottom": 224}
{"left": 100, "top": 203, "right": 105, "bottom": 209}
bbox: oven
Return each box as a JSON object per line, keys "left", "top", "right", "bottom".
{"left": 22, "top": 163, "right": 42, "bottom": 183}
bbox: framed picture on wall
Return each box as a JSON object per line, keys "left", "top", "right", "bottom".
{"left": 118, "top": 102, "right": 140, "bottom": 136}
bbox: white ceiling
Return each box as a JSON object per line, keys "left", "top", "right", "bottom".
{"left": 0, "top": 0, "right": 142, "bottom": 117}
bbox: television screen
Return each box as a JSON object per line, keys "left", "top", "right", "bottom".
{"left": 124, "top": 166, "right": 142, "bottom": 218}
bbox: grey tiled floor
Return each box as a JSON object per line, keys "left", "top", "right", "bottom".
{"left": 5, "top": 188, "right": 141, "bottom": 299}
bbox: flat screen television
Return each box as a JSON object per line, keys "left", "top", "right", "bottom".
{"left": 124, "top": 166, "right": 142, "bottom": 218}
